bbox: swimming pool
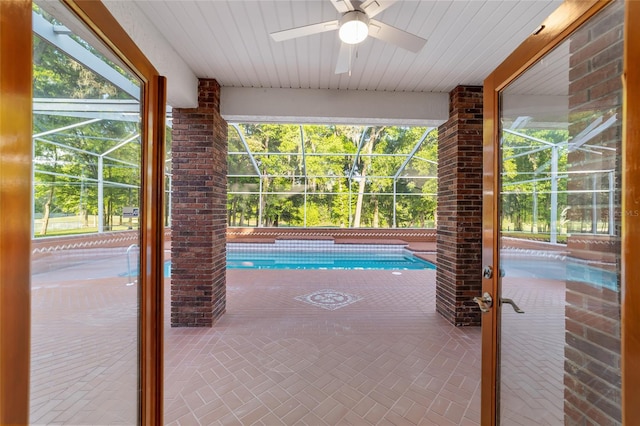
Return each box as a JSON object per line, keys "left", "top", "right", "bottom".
{"left": 226, "top": 250, "right": 434, "bottom": 270}
{"left": 502, "top": 257, "right": 618, "bottom": 291}
{"left": 163, "top": 241, "right": 435, "bottom": 273}
{"left": 163, "top": 251, "right": 433, "bottom": 274}
{"left": 226, "top": 241, "right": 434, "bottom": 270}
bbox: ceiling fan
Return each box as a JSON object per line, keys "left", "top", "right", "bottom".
{"left": 270, "top": 0, "right": 427, "bottom": 75}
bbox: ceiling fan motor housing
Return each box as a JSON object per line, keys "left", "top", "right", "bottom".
{"left": 339, "top": 10, "right": 370, "bottom": 44}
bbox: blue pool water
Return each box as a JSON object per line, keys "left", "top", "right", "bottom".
{"left": 502, "top": 258, "right": 618, "bottom": 291}
{"left": 156, "top": 248, "right": 434, "bottom": 277}
{"left": 164, "top": 253, "right": 616, "bottom": 287}
{"left": 226, "top": 250, "right": 435, "bottom": 270}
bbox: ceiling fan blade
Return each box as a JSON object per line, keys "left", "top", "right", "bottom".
{"left": 335, "top": 42, "right": 351, "bottom": 74}
{"left": 330, "top": 0, "right": 354, "bottom": 13}
{"left": 368, "top": 19, "right": 426, "bottom": 52}
{"left": 270, "top": 20, "right": 339, "bottom": 42}
{"left": 360, "top": 0, "right": 396, "bottom": 18}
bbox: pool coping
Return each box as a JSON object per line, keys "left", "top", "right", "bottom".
{"left": 226, "top": 237, "right": 438, "bottom": 265}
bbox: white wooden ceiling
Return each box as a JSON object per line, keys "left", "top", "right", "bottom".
{"left": 129, "top": 0, "right": 561, "bottom": 93}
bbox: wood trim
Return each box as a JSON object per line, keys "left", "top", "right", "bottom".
{"left": 481, "top": 0, "right": 614, "bottom": 424}
{"left": 0, "top": 2, "right": 32, "bottom": 424}
{"left": 486, "top": 0, "right": 613, "bottom": 93}
{"left": 139, "top": 76, "right": 167, "bottom": 425}
{"left": 480, "top": 70, "right": 499, "bottom": 425}
{"left": 59, "top": 2, "right": 166, "bottom": 424}
{"left": 61, "top": 0, "right": 157, "bottom": 81}
{"left": 622, "top": 0, "right": 640, "bottom": 423}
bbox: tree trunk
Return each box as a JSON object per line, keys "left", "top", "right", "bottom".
{"left": 228, "top": 198, "right": 236, "bottom": 226}
{"left": 107, "top": 198, "right": 112, "bottom": 230}
{"left": 40, "top": 185, "right": 55, "bottom": 236}
{"left": 353, "top": 172, "right": 366, "bottom": 228}
{"left": 40, "top": 149, "right": 59, "bottom": 236}
{"left": 372, "top": 196, "right": 379, "bottom": 228}
{"left": 353, "top": 127, "right": 384, "bottom": 228}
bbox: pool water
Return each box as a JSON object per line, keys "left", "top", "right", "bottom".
{"left": 502, "top": 258, "right": 618, "bottom": 290}
{"left": 226, "top": 250, "right": 435, "bottom": 270}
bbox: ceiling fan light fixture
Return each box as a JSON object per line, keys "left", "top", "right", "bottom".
{"left": 339, "top": 11, "right": 369, "bottom": 44}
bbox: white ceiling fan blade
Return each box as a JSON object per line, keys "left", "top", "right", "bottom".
{"left": 361, "top": 0, "right": 396, "bottom": 18}
{"left": 270, "top": 20, "right": 339, "bottom": 42}
{"left": 368, "top": 19, "right": 426, "bottom": 53}
{"left": 335, "top": 42, "right": 351, "bottom": 74}
{"left": 330, "top": 0, "right": 354, "bottom": 13}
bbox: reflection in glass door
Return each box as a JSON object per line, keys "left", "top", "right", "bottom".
{"left": 30, "top": 3, "right": 142, "bottom": 424}
{"left": 498, "top": 1, "right": 623, "bottom": 424}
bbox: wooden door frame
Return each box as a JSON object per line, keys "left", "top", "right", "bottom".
{"left": 621, "top": 1, "right": 640, "bottom": 423}
{"left": 482, "top": 0, "right": 639, "bottom": 423}
{"left": 0, "top": 1, "right": 166, "bottom": 423}
{"left": 0, "top": 1, "right": 33, "bottom": 423}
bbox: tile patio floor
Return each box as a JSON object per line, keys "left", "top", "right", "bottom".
{"left": 29, "top": 248, "right": 567, "bottom": 425}
{"left": 164, "top": 269, "right": 481, "bottom": 426}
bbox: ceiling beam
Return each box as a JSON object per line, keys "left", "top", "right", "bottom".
{"left": 101, "top": 1, "right": 199, "bottom": 107}
{"left": 220, "top": 88, "right": 449, "bottom": 126}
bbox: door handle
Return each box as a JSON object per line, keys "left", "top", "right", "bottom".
{"left": 473, "top": 293, "right": 524, "bottom": 314}
{"left": 473, "top": 292, "right": 493, "bottom": 313}
{"left": 500, "top": 298, "right": 525, "bottom": 313}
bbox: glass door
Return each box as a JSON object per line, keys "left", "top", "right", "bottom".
{"left": 484, "top": 1, "right": 625, "bottom": 424}
{"left": 1, "top": 1, "right": 165, "bottom": 423}
{"left": 30, "top": 3, "right": 143, "bottom": 424}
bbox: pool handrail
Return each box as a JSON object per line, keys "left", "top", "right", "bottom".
{"left": 126, "top": 243, "right": 139, "bottom": 284}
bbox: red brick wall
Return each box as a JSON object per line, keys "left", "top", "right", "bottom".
{"left": 171, "top": 79, "right": 228, "bottom": 327}
{"left": 564, "top": 1, "right": 623, "bottom": 423}
{"left": 228, "top": 227, "right": 436, "bottom": 243}
{"left": 566, "top": 1, "right": 623, "bottom": 234}
{"left": 436, "top": 85, "right": 483, "bottom": 326}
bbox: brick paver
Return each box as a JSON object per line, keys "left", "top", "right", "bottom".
{"left": 164, "top": 269, "right": 482, "bottom": 425}
{"left": 30, "top": 249, "right": 571, "bottom": 425}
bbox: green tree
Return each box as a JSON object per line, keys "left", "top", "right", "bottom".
{"left": 501, "top": 129, "right": 568, "bottom": 235}
{"left": 227, "top": 124, "right": 439, "bottom": 229}
{"left": 33, "top": 18, "right": 141, "bottom": 235}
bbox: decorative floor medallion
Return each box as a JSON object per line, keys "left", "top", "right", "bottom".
{"left": 295, "top": 289, "right": 362, "bottom": 310}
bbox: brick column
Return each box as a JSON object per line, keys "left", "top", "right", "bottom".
{"left": 436, "top": 85, "right": 483, "bottom": 326}
{"left": 171, "top": 79, "right": 227, "bottom": 327}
